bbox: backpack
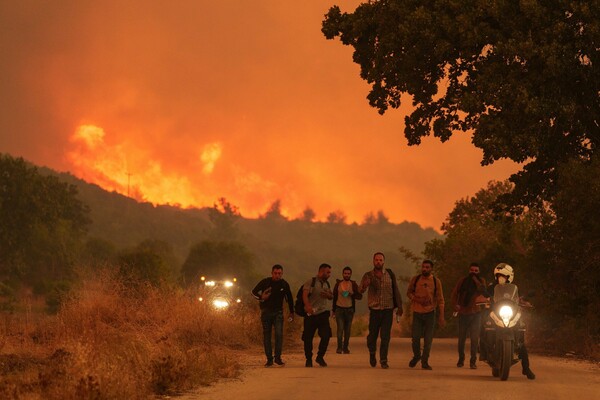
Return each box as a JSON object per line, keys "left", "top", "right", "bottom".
{"left": 294, "top": 277, "right": 330, "bottom": 317}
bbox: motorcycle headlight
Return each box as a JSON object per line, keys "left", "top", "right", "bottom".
{"left": 499, "top": 305, "right": 514, "bottom": 327}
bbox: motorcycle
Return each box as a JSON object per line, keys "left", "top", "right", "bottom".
{"left": 479, "top": 283, "right": 529, "bottom": 381}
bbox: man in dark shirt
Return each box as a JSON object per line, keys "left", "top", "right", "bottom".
{"left": 450, "top": 262, "right": 487, "bottom": 369}
{"left": 251, "top": 264, "right": 294, "bottom": 367}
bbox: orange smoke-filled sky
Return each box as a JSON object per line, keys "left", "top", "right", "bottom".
{"left": 0, "top": 1, "right": 519, "bottom": 230}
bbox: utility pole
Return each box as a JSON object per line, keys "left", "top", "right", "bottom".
{"left": 127, "top": 172, "right": 132, "bottom": 198}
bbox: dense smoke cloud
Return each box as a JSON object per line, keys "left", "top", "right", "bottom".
{"left": 0, "top": 1, "right": 517, "bottom": 228}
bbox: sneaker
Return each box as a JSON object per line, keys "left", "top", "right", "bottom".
{"left": 343, "top": 348, "right": 350, "bottom": 354}
{"left": 315, "top": 356, "right": 328, "bottom": 367}
{"left": 470, "top": 361, "right": 477, "bottom": 369}
{"left": 265, "top": 359, "right": 273, "bottom": 367}
{"left": 305, "top": 359, "right": 313, "bottom": 368}
{"left": 523, "top": 368, "right": 536, "bottom": 380}
{"left": 369, "top": 354, "right": 377, "bottom": 367}
{"left": 336, "top": 348, "right": 342, "bottom": 354}
{"left": 409, "top": 357, "right": 420, "bottom": 368}
{"left": 422, "top": 363, "right": 433, "bottom": 370}
{"left": 274, "top": 358, "right": 285, "bottom": 366}
{"left": 381, "top": 361, "right": 389, "bottom": 369}
{"left": 457, "top": 359, "right": 464, "bottom": 368}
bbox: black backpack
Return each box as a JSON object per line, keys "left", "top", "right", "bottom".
{"left": 294, "top": 277, "right": 330, "bottom": 317}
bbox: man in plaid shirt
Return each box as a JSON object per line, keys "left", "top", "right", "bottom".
{"left": 359, "top": 252, "right": 403, "bottom": 369}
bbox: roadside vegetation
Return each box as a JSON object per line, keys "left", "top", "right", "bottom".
{"left": 0, "top": 269, "right": 261, "bottom": 399}
{"left": 419, "top": 166, "right": 600, "bottom": 359}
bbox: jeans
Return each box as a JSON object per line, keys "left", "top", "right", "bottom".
{"left": 412, "top": 311, "right": 436, "bottom": 363}
{"left": 261, "top": 309, "right": 283, "bottom": 360}
{"left": 366, "top": 308, "right": 393, "bottom": 362}
{"left": 458, "top": 313, "right": 481, "bottom": 363}
{"left": 302, "top": 312, "right": 332, "bottom": 360}
{"left": 335, "top": 307, "right": 354, "bottom": 351}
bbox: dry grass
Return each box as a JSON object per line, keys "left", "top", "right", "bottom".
{"left": 527, "top": 313, "right": 600, "bottom": 361}
{"left": 0, "top": 270, "right": 262, "bottom": 399}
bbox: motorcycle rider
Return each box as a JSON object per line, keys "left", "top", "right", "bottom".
{"left": 481, "top": 263, "right": 536, "bottom": 380}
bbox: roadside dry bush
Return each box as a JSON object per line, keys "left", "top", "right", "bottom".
{"left": 0, "top": 269, "right": 260, "bottom": 399}
{"left": 528, "top": 313, "right": 600, "bottom": 360}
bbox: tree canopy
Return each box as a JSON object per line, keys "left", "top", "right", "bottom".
{"left": 0, "top": 154, "right": 90, "bottom": 286}
{"left": 423, "top": 180, "right": 531, "bottom": 284}
{"left": 323, "top": 0, "right": 599, "bottom": 208}
{"left": 180, "top": 240, "right": 257, "bottom": 287}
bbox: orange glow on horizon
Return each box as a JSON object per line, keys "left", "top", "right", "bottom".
{"left": 67, "top": 124, "right": 306, "bottom": 218}
{"left": 68, "top": 124, "right": 202, "bottom": 207}
{"left": 3, "top": 1, "right": 521, "bottom": 230}
{"left": 65, "top": 123, "right": 411, "bottom": 223}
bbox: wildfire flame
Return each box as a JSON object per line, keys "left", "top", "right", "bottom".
{"left": 65, "top": 124, "right": 288, "bottom": 215}
{"left": 67, "top": 124, "right": 132, "bottom": 197}
{"left": 67, "top": 124, "right": 202, "bottom": 206}
{"left": 201, "top": 143, "right": 222, "bottom": 175}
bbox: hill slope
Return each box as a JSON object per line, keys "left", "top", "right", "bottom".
{"left": 43, "top": 167, "right": 441, "bottom": 287}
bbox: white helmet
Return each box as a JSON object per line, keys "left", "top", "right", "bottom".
{"left": 494, "top": 263, "right": 514, "bottom": 283}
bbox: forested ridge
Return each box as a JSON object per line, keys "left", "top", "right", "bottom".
{"left": 1, "top": 154, "right": 439, "bottom": 297}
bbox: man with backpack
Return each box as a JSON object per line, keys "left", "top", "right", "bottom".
{"left": 251, "top": 264, "right": 294, "bottom": 367}
{"left": 300, "top": 263, "right": 333, "bottom": 367}
{"left": 450, "top": 262, "right": 487, "bottom": 369}
{"left": 359, "top": 252, "right": 403, "bottom": 369}
{"left": 407, "top": 259, "right": 446, "bottom": 370}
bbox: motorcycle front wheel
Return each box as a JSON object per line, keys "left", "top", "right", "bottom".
{"left": 500, "top": 339, "right": 513, "bottom": 381}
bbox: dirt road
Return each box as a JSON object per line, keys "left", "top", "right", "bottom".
{"left": 185, "top": 338, "right": 599, "bottom": 400}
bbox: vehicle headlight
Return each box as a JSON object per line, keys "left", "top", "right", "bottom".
{"left": 224, "top": 281, "right": 234, "bottom": 288}
{"left": 499, "top": 305, "right": 514, "bottom": 327}
{"left": 205, "top": 281, "right": 216, "bottom": 287}
{"left": 213, "top": 299, "right": 229, "bottom": 309}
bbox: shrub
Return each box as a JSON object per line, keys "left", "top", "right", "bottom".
{"left": 0, "top": 269, "right": 261, "bottom": 398}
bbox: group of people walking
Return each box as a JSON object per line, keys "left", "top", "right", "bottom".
{"left": 251, "top": 252, "right": 535, "bottom": 379}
